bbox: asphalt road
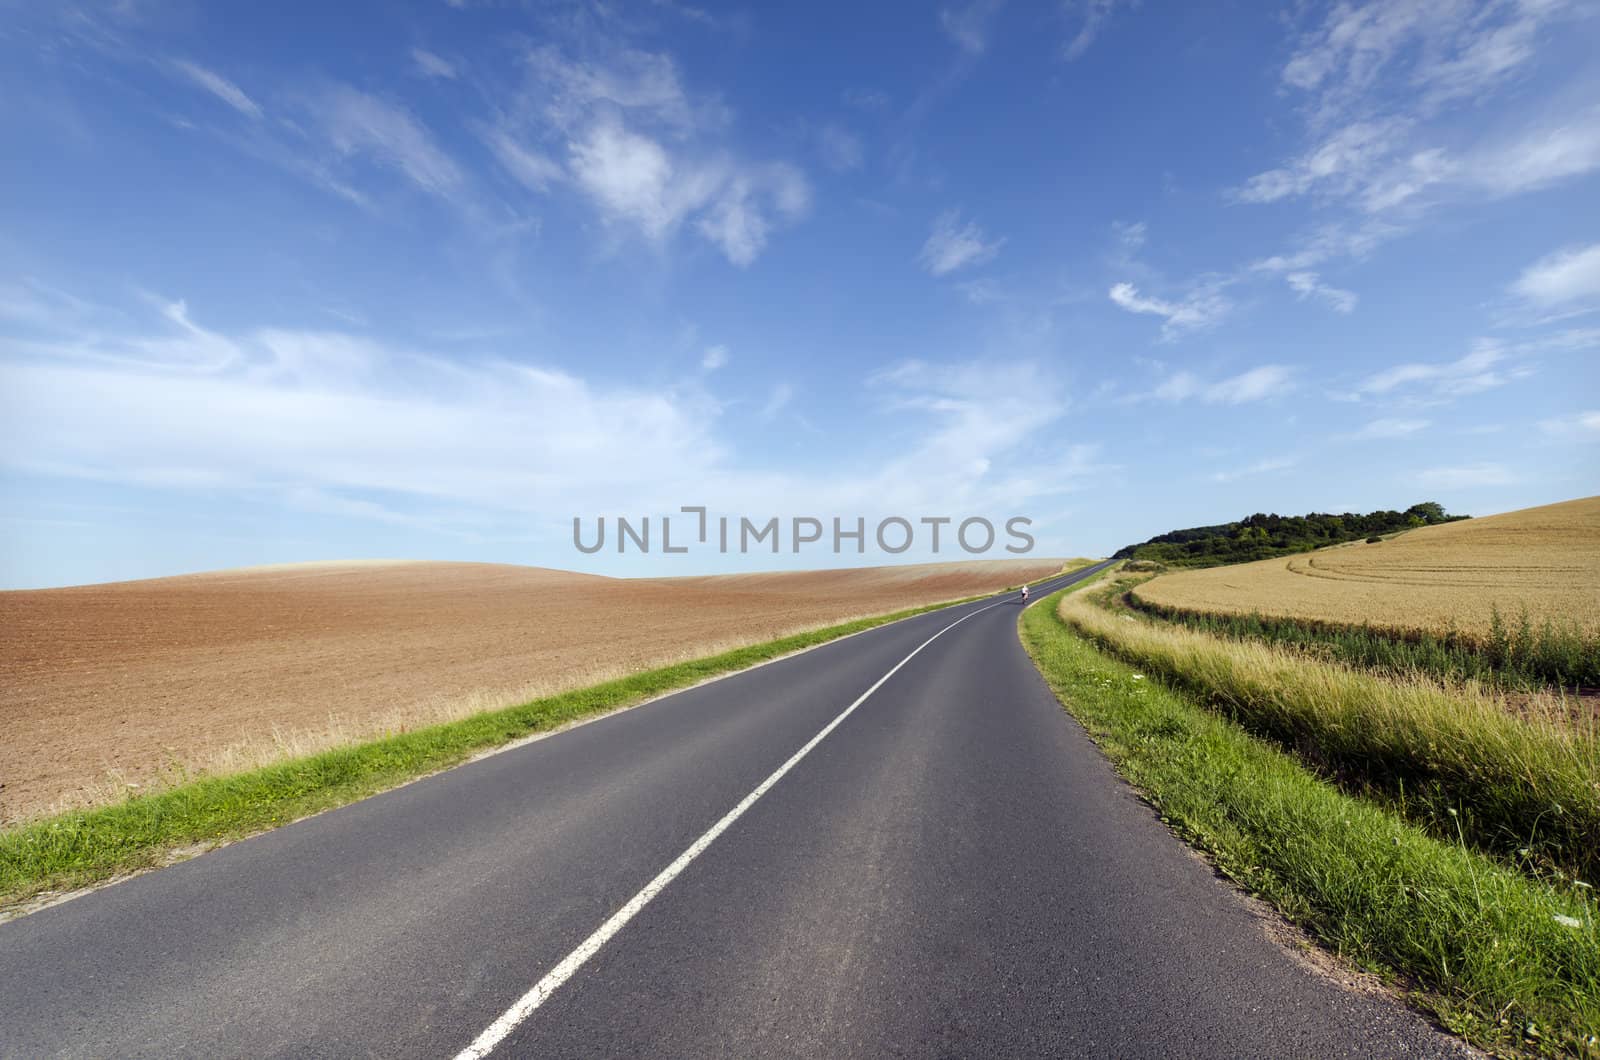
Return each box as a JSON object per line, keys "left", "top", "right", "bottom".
{"left": 0, "top": 564, "right": 1471, "bottom": 1058}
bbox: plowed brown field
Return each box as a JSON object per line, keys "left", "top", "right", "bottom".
{"left": 1, "top": 558, "right": 1068, "bottom": 822}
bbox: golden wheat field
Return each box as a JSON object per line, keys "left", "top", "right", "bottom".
{"left": 1132, "top": 496, "right": 1600, "bottom": 636}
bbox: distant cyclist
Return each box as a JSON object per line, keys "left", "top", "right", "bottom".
{"left": 1020, "top": 583, "right": 1030, "bottom": 604}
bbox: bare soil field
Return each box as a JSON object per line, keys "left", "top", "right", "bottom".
{"left": 0, "top": 557, "right": 1068, "bottom": 823}
{"left": 1134, "top": 496, "right": 1600, "bottom": 636}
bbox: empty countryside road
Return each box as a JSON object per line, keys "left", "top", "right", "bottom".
{"left": 0, "top": 565, "right": 1469, "bottom": 1058}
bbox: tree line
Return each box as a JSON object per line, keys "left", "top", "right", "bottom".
{"left": 1114, "top": 502, "right": 1466, "bottom": 568}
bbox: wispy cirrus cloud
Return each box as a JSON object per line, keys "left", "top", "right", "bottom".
{"left": 1238, "top": 0, "right": 1597, "bottom": 274}
{"left": 1356, "top": 341, "right": 1514, "bottom": 399}
{"left": 759, "top": 381, "right": 795, "bottom": 420}
{"left": 1135, "top": 364, "right": 1295, "bottom": 405}
{"left": 1539, "top": 410, "right": 1600, "bottom": 440}
{"left": 816, "top": 123, "right": 864, "bottom": 172}
{"left": 1351, "top": 330, "right": 1600, "bottom": 403}
{"left": 1286, "top": 271, "right": 1357, "bottom": 313}
{"left": 1279, "top": 0, "right": 1577, "bottom": 129}
{"left": 919, "top": 210, "right": 1003, "bottom": 276}
{"left": 170, "top": 59, "right": 262, "bottom": 119}
{"left": 1416, "top": 462, "right": 1515, "bottom": 489}
{"left": 410, "top": 48, "right": 457, "bottom": 80}
{"left": 483, "top": 45, "right": 810, "bottom": 266}
{"left": 2, "top": 284, "right": 1103, "bottom": 538}
{"left": 1341, "top": 417, "right": 1429, "bottom": 441}
{"left": 1212, "top": 456, "right": 1295, "bottom": 483}
{"left": 1233, "top": 117, "right": 1410, "bottom": 206}
{"left": 867, "top": 357, "right": 1104, "bottom": 509}
{"left": 316, "top": 85, "right": 463, "bottom": 196}
{"left": 1250, "top": 218, "right": 1400, "bottom": 274}
{"left": 1511, "top": 242, "right": 1600, "bottom": 319}
{"left": 939, "top": 0, "right": 1005, "bottom": 55}
{"left": 1108, "top": 281, "right": 1231, "bottom": 339}
{"left": 1063, "top": 0, "right": 1137, "bottom": 60}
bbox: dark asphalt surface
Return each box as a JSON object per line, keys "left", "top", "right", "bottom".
{"left": 0, "top": 564, "right": 1472, "bottom": 1058}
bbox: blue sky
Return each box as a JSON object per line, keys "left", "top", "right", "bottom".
{"left": 2, "top": 0, "right": 1597, "bottom": 588}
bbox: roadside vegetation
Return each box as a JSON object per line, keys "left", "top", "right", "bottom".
{"left": 1128, "top": 596, "right": 1600, "bottom": 691}
{"left": 1071, "top": 575, "right": 1599, "bottom": 882}
{"left": 1022, "top": 574, "right": 1600, "bottom": 1056}
{"left": 1, "top": 579, "right": 1071, "bottom": 911}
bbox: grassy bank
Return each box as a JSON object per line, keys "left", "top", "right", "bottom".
{"left": 1021, "top": 585, "right": 1600, "bottom": 1056}
{"left": 1067, "top": 577, "right": 1599, "bottom": 882}
{"left": 1128, "top": 594, "right": 1600, "bottom": 691}
{"left": 0, "top": 589, "right": 1010, "bottom": 910}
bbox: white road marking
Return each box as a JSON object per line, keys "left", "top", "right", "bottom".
{"left": 450, "top": 591, "right": 1026, "bottom": 1059}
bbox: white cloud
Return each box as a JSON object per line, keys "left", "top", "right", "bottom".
{"left": 1211, "top": 456, "right": 1295, "bottom": 483}
{"left": 563, "top": 119, "right": 803, "bottom": 265}
{"left": 4, "top": 322, "right": 721, "bottom": 522}
{"left": 2, "top": 289, "right": 1100, "bottom": 531}
{"left": 1111, "top": 220, "right": 1147, "bottom": 254}
{"left": 939, "top": 0, "right": 1004, "bottom": 55}
{"left": 1146, "top": 364, "right": 1295, "bottom": 405}
{"left": 1540, "top": 410, "right": 1600, "bottom": 440}
{"left": 920, "top": 210, "right": 1004, "bottom": 276}
{"left": 1234, "top": 118, "right": 1409, "bottom": 205}
{"left": 843, "top": 88, "right": 891, "bottom": 112}
{"left": 759, "top": 382, "right": 794, "bottom": 419}
{"left": 318, "top": 85, "right": 462, "bottom": 196}
{"left": 527, "top": 45, "right": 712, "bottom": 137}
{"left": 700, "top": 344, "right": 728, "bottom": 371}
{"left": 170, "top": 59, "right": 262, "bottom": 120}
{"left": 1212, "top": 456, "right": 1295, "bottom": 483}
{"left": 1108, "top": 281, "right": 1231, "bottom": 338}
{"left": 411, "top": 48, "right": 457, "bottom": 80}
{"left": 1511, "top": 242, "right": 1600, "bottom": 316}
{"left": 1465, "top": 105, "right": 1600, "bottom": 197}
{"left": 817, "top": 123, "right": 864, "bottom": 172}
{"left": 1244, "top": 107, "right": 1600, "bottom": 230}
{"left": 1237, "top": 0, "right": 1595, "bottom": 267}
{"left": 1063, "top": 0, "right": 1135, "bottom": 61}
{"left": 1286, "top": 271, "right": 1357, "bottom": 313}
{"left": 482, "top": 129, "right": 563, "bottom": 192}
{"left": 567, "top": 120, "right": 683, "bottom": 238}
{"left": 867, "top": 358, "right": 1098, "bottom": 508}
{"left": 1416, "top": 463, "right": 1515, "bottom": 489}
{"left": 1344, "top": 332, "right": 1600, "bottom": 401}
{"left": 1344, "top": 417, "right": 1429, "bottom": 441}
{"left": 694, "top": 165, "right": 810, "bottom": 266}
{"left": 485, "top": 46, "right": 808, "bottom": 265}
{"left": 1205, "top": 365, "right": 1296, "bottom": 404}
{"left": 1251, "top": 218, "right": 1401, "bottom": 273}
{"left": 1358, "top": 341, "right": 1512, "bottom": 398}
{"left": 1280, "top": 0, "right": 1575, "bottom": 126}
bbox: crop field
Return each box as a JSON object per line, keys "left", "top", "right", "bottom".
{"left": 0, "top": 557, "right": 1071, "bottom": 824}
{"left": 1133, "top": 496, "right": 1600, "bottom": 639}
{"left": 1024, "top": 578, "right": 1600, "bottom": 1054}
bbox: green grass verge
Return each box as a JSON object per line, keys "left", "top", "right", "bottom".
{"left": 1126, "top": 594, "right": 1600, "bottom": 692}
{"left": 0, "top": 591, "right": 999, "bottom": 910}
{"left": 1074, "top": 576, "right": 1600, "bottom": 885}
{"left": 1021, "top": 582, "right": 1600, "bottom": 1057}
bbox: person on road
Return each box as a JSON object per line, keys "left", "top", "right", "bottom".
{"left": 1020, "top": 583, "right": 1030, "bottom": 604}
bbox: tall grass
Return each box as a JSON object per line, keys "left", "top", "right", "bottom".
{"left": 1061, "top": 586, "right": 1600, "bottom": 884}
{"left": 1129, "top": 595, "right": 1600, "bottom": 691}
{"left": 1021, "top": 590, "right": 1600, "bottom": 1055}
